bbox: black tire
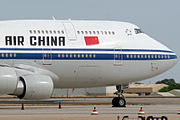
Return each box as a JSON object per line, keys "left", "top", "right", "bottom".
{"left": 112, "top": 97, "right": 126, "bottom": 107}
{"left": 147, "top": 116, "right": 154, "bottom": 120}
{"left": 161, "top": 116, "right": 168, "bottom": 120}
{"left": 118, "top": 97, "right": 126, "bottom": 107}
{"left": 112, "top": 97, "right": 119, "bottom": 107}
{"left": 138, "top": 116, "right": 145, "bottom": 120}
{"left": 122, "top": 116, "right": 128, "bottom": 120}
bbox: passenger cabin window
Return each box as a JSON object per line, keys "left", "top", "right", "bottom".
{"left": 104, "top": 31, "right": 107, "bottom": 35}
{"left": 61, "top": 30, "right": 64, "bottom": 34}
{"left": 74, "top": 30, "right": 115, "bottom": 36}
{"left": 134, "top": 28, "right": 143, "bottom": 34}
{"left": 57, "top": 31, "right": 61, "bottom": 34}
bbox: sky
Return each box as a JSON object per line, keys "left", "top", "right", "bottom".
{"left": 0, "top": 0, "right": 179, "bottom": 83}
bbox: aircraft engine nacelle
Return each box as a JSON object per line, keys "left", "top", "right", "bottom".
{"left": 14, "top": 75, "right": 54, "bottom": 100}
{"left": 0, "top": 67, "right": 18, "bottom": 95}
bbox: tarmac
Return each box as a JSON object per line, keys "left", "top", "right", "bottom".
{"left": 0, "top": 97, "right": 179, "bottom": 120}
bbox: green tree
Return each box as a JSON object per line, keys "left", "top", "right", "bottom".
{"left": 159, "top": 83, "right": 180, "bottom": 92}
{"left": 156, "top": 78, "right": 176, "bottom": 85}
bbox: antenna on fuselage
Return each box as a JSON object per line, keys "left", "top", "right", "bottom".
{"left": 52, "top": 16, "right": 56, "bottom": 20}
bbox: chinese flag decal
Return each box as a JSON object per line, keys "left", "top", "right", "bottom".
{"left": 84, "top": 36, "right": 99, "bottom": 46}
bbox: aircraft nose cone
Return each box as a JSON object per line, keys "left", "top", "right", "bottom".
{"left": 168, "top": 51, "right": 178, "bottom": 69}
{"left": 173, "top": 52, "right": 178, "bottom": 65}
{"left": 157, "top": 50, "right": 178, "bottom": 75}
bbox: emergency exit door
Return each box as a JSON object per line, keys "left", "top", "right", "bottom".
{"left": 63, "top": 22, "right": 77, "bottom": 41}
{"left": 42, "top": 49, "right": 52, "bottom": 65}
{"left": 114, "top": 48, "right": 123, "bottom": 65}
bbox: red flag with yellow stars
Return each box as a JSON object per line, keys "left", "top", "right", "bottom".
{"left": 84, "top": 36, "right": 99, "bottom": 46}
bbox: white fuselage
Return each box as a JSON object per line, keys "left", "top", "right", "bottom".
{"left": 0, "top": 20, "right": 178, "bottom": 88}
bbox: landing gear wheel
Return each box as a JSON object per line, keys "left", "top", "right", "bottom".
{"left": 112, "top": 97, "right": 126, "bottom": 107}
{"left": 112, "top": 85, "right": 127, "bottom": 107}
{"left": 112, "top": 97, "right": 119, "bottom": 107}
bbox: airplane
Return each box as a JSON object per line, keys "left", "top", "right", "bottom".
{"left": 0, "top": 19, "right": 177, "bottom": 107}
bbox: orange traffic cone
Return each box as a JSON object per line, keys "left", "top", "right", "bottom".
{"left": 91, "top": 107, "right": 99, "bottom": 115}
{"left": 177, "top": 110, "right": 180, "bottom": 115}
{"left": 138, "top": 107, "right": 145, "bottom": 115}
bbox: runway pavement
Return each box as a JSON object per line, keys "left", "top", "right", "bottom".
{"left": 0, "top": 97, "right": 179, "bottom": 120}
{"left": 0, "top": 97, "right": 180, "bottom": 105}
{"left": 0, "top": 105, "right": 179, "bottom": 120}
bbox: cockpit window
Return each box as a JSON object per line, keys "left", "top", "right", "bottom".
{"left": 134, "top": 28, "right": 143, "bottom": 34}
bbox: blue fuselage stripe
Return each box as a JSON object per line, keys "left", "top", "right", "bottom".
{"left": 0, "top": 48, "right": 174, "bottom": 53}
{"left": 0, "top": 53, "right": 177, "bottom": 60}
{"left": 0, "top": 48, "right": 177, "bottom": 60}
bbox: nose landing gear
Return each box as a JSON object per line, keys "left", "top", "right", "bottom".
{"left": 112, "top": 85, "right": 126, "bottom": 107}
